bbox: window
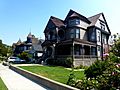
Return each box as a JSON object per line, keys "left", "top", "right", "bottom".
{"left": 75, "top": 45, "right": 80, "bottom": 55}
{"left": 58, "top": 30, "right": 65, "bottom": 40}
{"left": 70, "top": 28, "right": 80, "bottom": 39}
{"left": 70, "top": 29, "right": 74, "bottom": 38}
{"left": 102, "top": 35, "right": 107, "bottom": 44}
{"left": 47, "top": 32, "right": 55, "bottom": 40}
{"left": 69, "top": 19, "right": 80, "bottom": 25}
{"left": 52, "top": 35, "right": 56, "bottom": 40}
{"left": 102, "top": 38, "right": 105, "bottom": 44}
{"left": 98, "top": 31, "right": 101, "bottom": 42}
{"left": 76, "top": 19, "right": 80, "bottom": 25}
{"left": 91, "top": 31, "right": 95, "bottom": 40}
{"left": 98, "top": 46, "right": 101, "bottom": 51}
{"left": 48, "top": 34, "right": 50, "bottom": 40}
{"left": 75, "top": 29, "right": 80, "bottom": 38}
{"left": 91, "top": 47, "right": 96, "bottom": 55}
{"left": 100, "top": 22, "right": 105, "bottom": 30}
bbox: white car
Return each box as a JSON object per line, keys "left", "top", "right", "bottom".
{"left": 8, "top": 57, "right": 25, "bottom": 63}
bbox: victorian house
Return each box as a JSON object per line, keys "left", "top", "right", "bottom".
{"left": 12, "top": 32, "right": 43, "bottom": 62}
{"left": 42, "top": 10, "right": 111, "bottom": 66}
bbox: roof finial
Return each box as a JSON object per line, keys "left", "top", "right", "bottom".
{"left": 30, "top": 27, "right": 31, "bottom": 33}
{"left": 17, "top": 38, "right": 22, "bottom": 45}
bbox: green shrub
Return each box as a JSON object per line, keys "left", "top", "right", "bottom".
{"left": 75, "top": 65, "right": 88, "bottom": 70}
{"left": 85, "top": 60, "right": 112, "bottom": 79}
{"left": 65, "top": 57, "right": 73, "bottom": 67}
{"left": 109, "top": 52, "right": 120, "bottom": 63}
{"left": 46, "top": 58, "right": 54, "bottom": 65}
{"left": 46, "top": 57, "right": 73, "bottom": 67}
{"left": 67, "top": 69, "right": 77, "bottom": 86}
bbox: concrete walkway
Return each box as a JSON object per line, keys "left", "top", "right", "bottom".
{"left": 0, "top": 64, "right": 50, "bottom": 90}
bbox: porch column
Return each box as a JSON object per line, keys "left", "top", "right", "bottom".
{"left": 72, "top": 39, "right": 74, "bottom": 67}
{"left": 90, "top": 46, "right": 91, "bottom": 60}
{"left": 82, "top": 45, "right": 84, "bottom": 59}
{"left": 56, "top": 27, "right": 59, "bottom": 43}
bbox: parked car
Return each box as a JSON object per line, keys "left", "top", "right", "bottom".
{"left": 8, "top": 56, "right": 25, "bottom": 63}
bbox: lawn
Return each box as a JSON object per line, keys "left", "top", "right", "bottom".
{"left": 0, "top": 77, "right": 8, "bottom": 90}
{"left": 19, "top": 65, "right": 85, "bottom": 84}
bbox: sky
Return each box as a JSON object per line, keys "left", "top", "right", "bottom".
{"left": 0, "top": 0, "right": 119, "bottom": 45}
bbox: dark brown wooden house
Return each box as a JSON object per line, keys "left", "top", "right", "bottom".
{"left": 42, "top": 9, "right": 111, "bottom": 67}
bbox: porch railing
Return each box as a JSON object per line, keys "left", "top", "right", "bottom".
{"left": 56, "top": 55, "right": 97, "bottom": 59}
{"left": 75, "top": 55, "right": 97, "bottom": 58}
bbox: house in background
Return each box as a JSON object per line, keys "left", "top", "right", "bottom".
{"left": 41, "top": 9, "right": 111, "bottom": 67}
{"left": 109, "top": 33, "right": 120, "bottom": 46}
{"left": 12, "top": 32, "right": 43, "bottom": 62}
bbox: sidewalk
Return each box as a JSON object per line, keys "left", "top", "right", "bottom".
{"left": 0, "top": 64, "right": 50, "bottom": 90}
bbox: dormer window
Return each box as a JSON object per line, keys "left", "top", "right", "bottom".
{"left": 100, "top": 22, "right": 105, "bottom": 30}
{"left": 69, "top": 19, "right": 80, "bottom": 26}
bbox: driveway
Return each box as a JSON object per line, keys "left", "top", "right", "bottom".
{"left": 0, "top": 63, "right": 50, "bottom": 90}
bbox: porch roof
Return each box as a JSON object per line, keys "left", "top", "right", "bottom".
{"left": 58, "top": 39, "right": 96, "bottom": 47}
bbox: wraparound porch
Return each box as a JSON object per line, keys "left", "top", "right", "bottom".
{"left": 56, "top": 55, "right": 97, "bottom": 67}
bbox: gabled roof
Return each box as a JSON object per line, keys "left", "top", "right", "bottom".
{"left": 50, "top": 16, "right": 65, "bottom": 27}
{"left": 88, "top": 13, "right": 102, "bottom": 26}
{"left": 44, "top": 16, "right": 65, "bottom": 33}
{"left": 65, "top": 9, "right": 91, "bottom": 24}
{"left": 88, "top": 13, "right": 111, "bottom": 34}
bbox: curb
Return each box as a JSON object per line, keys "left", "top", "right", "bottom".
{"left": 9, "top": 65, "right": 79, "bottom": 90}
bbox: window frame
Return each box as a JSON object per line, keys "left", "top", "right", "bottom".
{"left": 91, "top": 31, "right": 95, "bottom": 40}
{"left": 69, "top": 19, "right": 80, "bottom": 26}
{"left": 75, "top": 28, "right": 80, "bottom": 39}
{"left": 100, "top": 22, "right": 105, "bottom": 30}
{"left": 70, "top": 29, "right": 74, "bottom": 38}
{"left": 98, "top": 31, "right": 101, "bottom": 42}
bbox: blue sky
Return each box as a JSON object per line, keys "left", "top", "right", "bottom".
{"left": 0, "top": 0, "right": 119, "bottom": 45}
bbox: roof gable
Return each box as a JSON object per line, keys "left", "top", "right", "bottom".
{"left": 88, "top": 13, "right": 111, "bottom": 34}
{"left": 65, "top": 9, "right": 91, "bottom": 24}
{"left": 44, "top": 16, "right": 65, "bottom": 33}
{"left": 88, "top": 13, "right": 102, "bottom": 26}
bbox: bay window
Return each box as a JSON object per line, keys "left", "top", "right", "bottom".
{"left": 70, "top": 28, "right": 80, "bottom": 39}
{"left": 75, "top": 29, "right": 80, "bottom": 38}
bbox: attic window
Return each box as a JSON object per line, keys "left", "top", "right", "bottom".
{"left": 100, "top": 22, "right": 105, "bottom": 30}
{"left": 69, "top": 19, "right": 80, "bottom": 25}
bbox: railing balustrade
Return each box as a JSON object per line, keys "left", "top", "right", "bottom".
{"left": 55, "top": 55, "right": 97, "bottom": 59}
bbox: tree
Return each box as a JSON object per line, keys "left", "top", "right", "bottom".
{"left": 111, "top": 40, "right": 120, "bottom": 57}
{"left": 0, "top": 40, "right": 11, "bottom": 57}
{"left": 18, "top": 51, "right": 32, "bottom": 62}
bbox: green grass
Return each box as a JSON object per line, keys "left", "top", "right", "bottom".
{"left": 0, "top": 77, "right": 8, "bottom": 90}
{"left": 19, "top": 65, "right": 85, "bottom": 84}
